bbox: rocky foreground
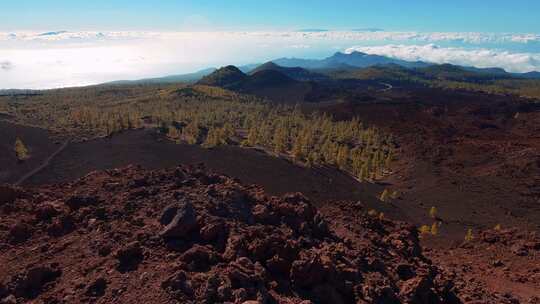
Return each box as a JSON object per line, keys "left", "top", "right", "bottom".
{"left": 0, "top": 165, "right": 538, "bottom": 303}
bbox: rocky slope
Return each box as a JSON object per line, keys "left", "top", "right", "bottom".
{"left": 0, "top": 165, "right": 538, "bottom": 303}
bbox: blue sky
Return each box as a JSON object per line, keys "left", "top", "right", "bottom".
{"left": 2, "top": 1, "right": 540, "bottom": 89}
{"left": 1, "top": 0, "right": 540, "bottom": 32}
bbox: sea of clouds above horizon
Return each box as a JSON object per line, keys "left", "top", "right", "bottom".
{"left": 1, "top": 30, "right": 540, "bottom": 89}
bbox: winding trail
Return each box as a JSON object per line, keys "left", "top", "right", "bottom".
{"left": 379, "top": 82, "right": 393, "bottom": 92}
{"left": 15, "top": 140, "right": 70, "bottom": 186}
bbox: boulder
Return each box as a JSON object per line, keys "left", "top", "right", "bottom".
{"left": 160, "top": 203, "right": 198, "bottom": 239}
{"left": 47, "top": 215, "right": 76, "bottom": 237}
{"left": 0, "top": 186, "right": 18, "bottom": 205}
{"left": 161, "top": 271, "right": 194, "bottom": 296}
{"left": 159, "top": 203, "right": 180, "bottom": 225}
{"left": 180, "top": 245, "right": 220, "bottom": 271}
{"left": 290, "top": 252, "right": 326, "bottom": 288}
{"left": 85, "top": 278, "right": 107, "bottom": 298}
{"left": 65, "top": 195, "right": 99, "bottom": 210}
{"left": 116, "top": 241, "right": 144, "bottom": 272}
{"left": 200, "top": 220, "right": 226, "bottom": 242}
{"left": 8, "top": 222, "right": 32, "bottom": 244}
{"left": 12, "top": 266, "right": 62, "bottom": 299}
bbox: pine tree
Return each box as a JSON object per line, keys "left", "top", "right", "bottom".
{"left": 465, "top": 229, "right": 474, "bottom": 242}
{"left": 385, "top": 152, "right": 393, "bottom": 169}
{"left": 222, "top": 122, "right": 235, "bottom": 143}
{"left": 183, "top": 120, "right": 200, "bottom": 145}
{"left": 167, "top": 127, "right": 179, "bottom": 140}
{"left": 246, "top": 126, "right": 258, "bottom": 146}
{"left": 273, "top": 126, "right": 288, "bottom": 154}
{"left": 336, "top": 145, "right": 350, "bottom": 170}
{"left": 360, "top": 164, "right": 370, "bottom": 182}
{"left": 429, "top": 207, "right": 438, "bottom": 219}
{"left": 431, "top": 222, "right": 439, "bottom": 236}
{"left": 419, "top": 225, "right": 431, "bottom": 235}
{"left": 291, "top": 136, "right": 303, "bottom": 160}
{"left": 380, "top": 189, "right": 390, "bottom": 202}
{"left": 14, "top": 138, "right": 29, "bottom": 161}
{"left": 203, "top": 127, "right": 220, "bottom": 148}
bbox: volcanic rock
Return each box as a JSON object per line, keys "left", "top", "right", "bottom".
{"left": 115, "top": 241, "right": 144, "bottom": 272}
{"left": 159, "top": 202, "right": 198, "bottom": 239}
{"left": 0, "top": 165, "right": 517, "bottom": 303}
{"left": 7, "top": 222, "right": 32, "bottom": 244}
{"left": 11, "top": 266, "right": 62, "bottom": 299}
{"left": 0, "top": 186, "right": 18, "bottom": 205}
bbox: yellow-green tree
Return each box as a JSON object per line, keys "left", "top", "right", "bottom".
{"left": 273, "top": 126, "right": 288, "bottom": 154}
{"left": 14, "top": 138, "right": 29, "bottom": 161}
{"left": 380, "top": 189, "right": 390, "bottom": 202}
{"left": 336, "top": 145, "right": 350, "bottom": 170}
{"left": 429, "top": 207, "right": 438, "bottom": 219}
{"left": 419, "top": 225, "right": 431, "bottom": 235}
{"left": 431, "top": 222, "right": 439, "bottom": 236}
{"left": 245, "top": 126, "right": 258, "bottom": 146}
{"left": 465, "top": 229, "right": 474, "bottom": 242}
{"left": 203, "top": 127, "right": 225, "bottom": 148}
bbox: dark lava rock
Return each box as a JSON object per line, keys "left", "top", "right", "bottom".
{"left": 85, "top": 277, "right": 107, "bottom": 298}
{"left": 0, "top": 185, "right": 18, "bottom": 205}
{"left": 65, "top": 195, "right": 99, "bottom": 210}
{"left": 11, "top": 266, "right": 62, "bottom": 299}
{"left": 0, "top": 282, "right": 6, "bottom": 298}
{"left": 181, "top": 244, "right": 220, "bottom": 271}
{"left": 396, "top": 264, "right": 416, "bottom": 281}
{"left": 35, "top": 203, "right": 62, "bottom": 222}
{"left": 290, "top": 252, "right": 326, "bottom": 288}
{"left": 200, "top": 220, "right": 226, "bottom": 242}
{"left": 8, "top": 222, "right": 32, "bottom": 244}
{"left": 116, "top": 241, "right": 144, "bottom": 272}
{"left": 160, "top": 202, "right": 198, "bottom": 239}
{"left": 0, "top": 165, "right": 469, "bottom": 303}
{"left": 161, "top": 271, "right": 194, "bottom": 296}
{"left": 399, "top": 276, "right": 437, "bottom": 303}
{"left": 47, "top": 215, "right": 76, "bottom": 237}
{"left": 159, "top": 203, "right": 180, "bottom": 225}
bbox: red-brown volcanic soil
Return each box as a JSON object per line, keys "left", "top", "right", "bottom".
{"left": 0, "top": 121, "right": 60, "bottom": 185}
{"left": 2, "top": 165, "right": 538, "bottom": 303}
{"left": 319, "top": 88, "right": 540, "bottom": 243}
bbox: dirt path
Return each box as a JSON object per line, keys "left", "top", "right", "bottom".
{"left": 379, "top": 82, "right": 393, "bottom": 92}
{"left": 15, "top": 140, "right": 69, "bottom": 186}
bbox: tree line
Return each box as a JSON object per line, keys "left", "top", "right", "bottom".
{"left": 5, "top": 85, "right": 396, "bottom": 181}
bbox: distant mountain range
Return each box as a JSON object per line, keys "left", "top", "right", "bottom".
{"left": 87, "top": 51, "right": 540, "bottom": 88}
{"left": 273, "top": 51, "right": 432, "bottom": 70}
{"left": 249, "top": 62, "right": 328, "bottom": 81}
{"left": 105, "top": 64, "right": 260, "bottom": 86}
{"left": 197, "top": 65, "right": 314, "bottom": 103}
{"left": 106, "top": 68, "right": 218, "bottom": 85}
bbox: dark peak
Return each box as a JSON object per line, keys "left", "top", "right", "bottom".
{"left": 332, "top": 51, "right": 368, "bottom": 58}
{"left": 251, "top": 61, "right": 281, "bottom": 73}
{"left": 219, "top": 65, "right": 244, "bottom": 74}
{"left": 249, "top": 69, "right": 296, "bottom": 85}
{"left": 197, "top": 65, "right": 247, "bottom": 87}
{"left": 260, "top": 61, "right": 280, "bottom": 69}
{"left": 438, "top": 63, "right": 464, "bottom": 70}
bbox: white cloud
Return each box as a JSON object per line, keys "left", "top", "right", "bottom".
{"left": 0, "top": 61, "right": 13, "bottom": 70}
{"left": 1, "top": 30, "right": 540, "bottom": 88}
{"left": 1, "top": 30, "right": 540, "bottom": 44}
{"left": 346, "top": 44, "right": 540, "bottom": 73}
